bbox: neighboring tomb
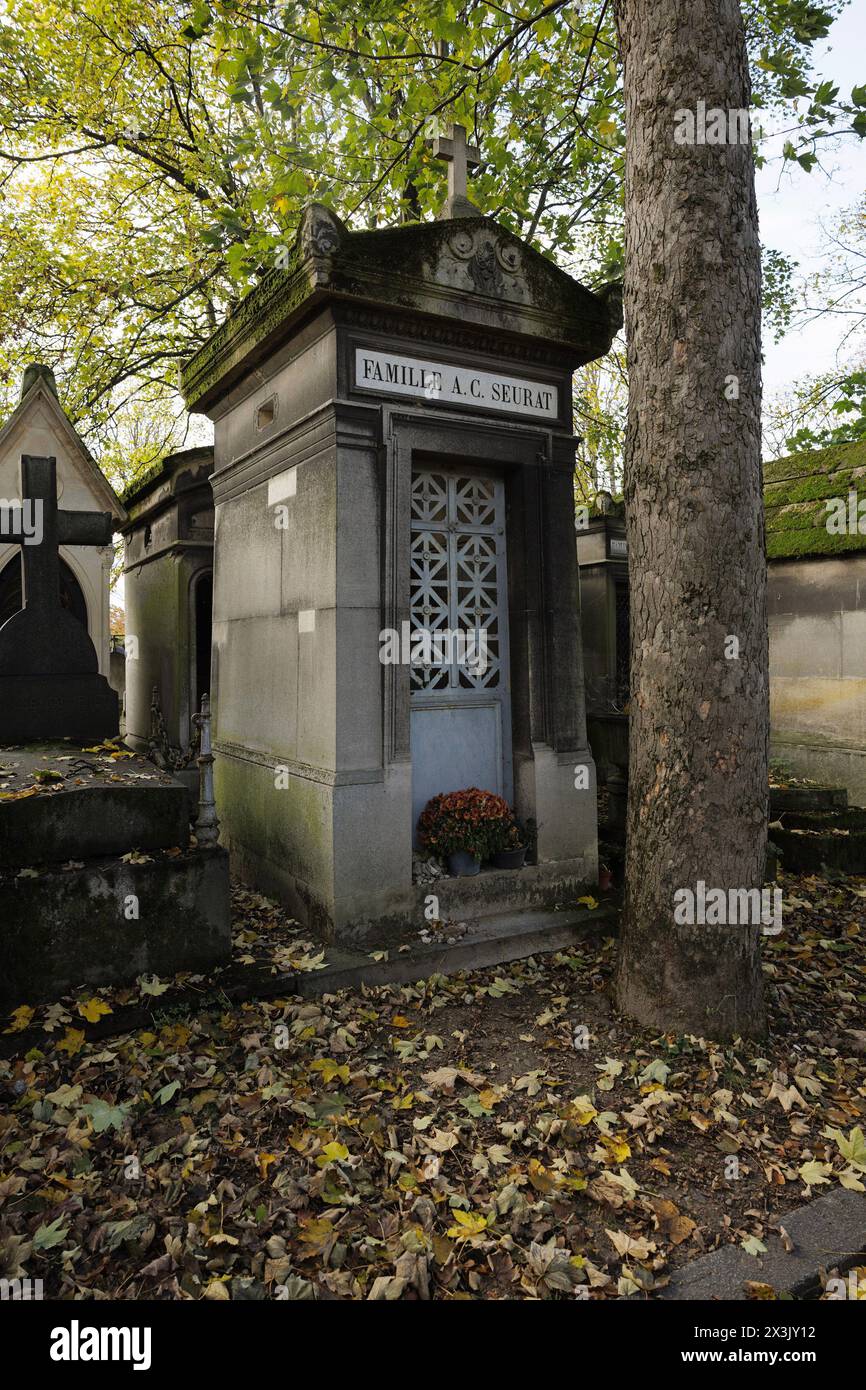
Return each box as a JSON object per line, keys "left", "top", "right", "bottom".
{"left": 0, "top": 740, "right": 230, "bottom": 1006}
{"left": 181, "top": 176, "right": 620, "bottom": 944}
{"left": 765, "top": 440, "right": 866, "bottom": 805}
{"left": 577, "top": 442, "right": 866, "bottom": 813}
{"left": 0, "top": 424, "right": 229, "bottom": 1004}
{"left": 575, "top": 498, "right": 629, "bottom": 763}
{"left": 0, "top": 455, "right": 120, "bottom": 741}
{"left": 575, "top": 499, "right": 629, "bottom": 837}
{"left": 0, "top": 365, "right": 124, "bottom": 688}
{"left": 120, "top": 447, "right": 215, "bottom": 759}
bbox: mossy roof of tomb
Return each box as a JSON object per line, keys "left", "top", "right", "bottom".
{"left": 119, "top": 445, "right": 215, "bottom": 511}
{"left": 181, "top": 203, "right": 621, "bottom": 413}
{"left": 764, "top": 439, "right": 866, "bottom": 560}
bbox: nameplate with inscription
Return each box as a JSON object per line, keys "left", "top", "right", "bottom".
{"left": 354, "top": 349, "right": 558, "bottom": 420}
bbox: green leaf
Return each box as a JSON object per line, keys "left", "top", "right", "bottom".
{"left": 81, "top": 1100, "right": 130, "bottom": 1133}
{"left": 741, "top": 1235, "right": 768, "bottom": 1256}
{"left": 33, "top": 1216, "right": 70, "bottom": 1250}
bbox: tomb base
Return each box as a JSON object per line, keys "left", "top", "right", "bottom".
{"left": 0, "top": 847, "right": 231, "bottom": 1006}
{"left": 0, "top": 673, "right": 118, "bottom": 742}
{"left": 0, "top": 743, "right": 230, "bottom": 1005}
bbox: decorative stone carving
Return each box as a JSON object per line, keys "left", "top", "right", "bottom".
{"left": 469, "top": 240, "right": 504, "bottom": 297}
{"left": 427, "top": 226, "right": 530, "bottom": 307}
{"left": 298, "top": 204, "right": 345, "bottom": 285}
{"left": 447, "top": 227, "right": 475, "bottom": 261}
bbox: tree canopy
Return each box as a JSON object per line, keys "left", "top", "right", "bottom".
{"left": 0, "top": 0, "right": 862, "bottom": 486}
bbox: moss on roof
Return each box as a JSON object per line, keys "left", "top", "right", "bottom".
{"left": 119, "top": 458, "right": 167, "bottom": 506}
{"left": 764, "top": 439, "right": 866, "bottom": 560}
{"left": 119, "top": 446, "right": 214, "bottom": 508}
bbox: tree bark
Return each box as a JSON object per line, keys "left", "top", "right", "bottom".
{"left": 614, "top": 0, "right": 768, "bottom": 1038}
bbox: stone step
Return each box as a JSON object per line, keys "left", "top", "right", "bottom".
{"left": 772, "top": 807, "right": 866, "bottom": 875}
{"left": 660, "top": 1188, "right": 866, "bottom": 1300}
{"left": 416, "top": 859, "right": 598, "bottom": 924}
{"left": 293, "top": 903, "right": 617, "bottom": 996}
{"left": 770, "top": 783, "right": 849, "bottom": 815}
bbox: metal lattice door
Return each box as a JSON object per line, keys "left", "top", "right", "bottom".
{"left": 409, "top": 468, "right": 512, "bottom": 840}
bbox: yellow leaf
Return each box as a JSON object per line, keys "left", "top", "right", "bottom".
{"left": 78, "top": 997, "right": 112, "bottom": 1023}
{"left": 478, "top": 1088, "right": 501, "bottom": 1110}
{"left": 577, "top": 895, "right": 599, "bottom": 909}
{"left": 258, "top": 1153, "right": 279, "bottom": 1180}
{"left": 447, "top": 1209, "right": 487, "bottom": 1237}
{"left": 601, "top": 1135, "right": 631, "bottom": 1164}
{"left": 298, "top": 1217, "right": 336, "bottom": 1250}
{"left": 311, "top": 1058, "right": 349, "bottom": 1084}
{"left": 798, "top": 1159, "right": 832, "bottom": 1186}
{"left": 5, "top": 1005, "right": 35, "bottom": 1033}
{"left": 319, "top": 1141, "right": 349, "bottom": 1164}
{"left": 570, "top": 1096, "right": 598, "bottom": 1126}
{"left": 528, "top": 1158, "right": 559, "bottom": 1193}
{"left": 57, "top": 1028, "right": 86, "bottom": 1057}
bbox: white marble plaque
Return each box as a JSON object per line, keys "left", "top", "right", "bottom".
{"left": 354, "top": 348, "right": 558, "bottom": 420}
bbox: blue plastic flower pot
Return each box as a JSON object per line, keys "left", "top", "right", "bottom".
{"left": 447, "top": 850, "right": 482, "bottom": 876}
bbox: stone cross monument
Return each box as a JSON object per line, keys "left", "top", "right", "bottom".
{"left": 427, "top": 121, "right": 481, "bottom": 218}
{"left": 0, "top": 454, "right": 119, "bottom": 741}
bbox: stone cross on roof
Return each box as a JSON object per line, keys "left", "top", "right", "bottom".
{"left": 0, "top": 454, "right": 119, "bottom": 740}
{"left": 427, "top": 121, "right": 480, "bottom": 219}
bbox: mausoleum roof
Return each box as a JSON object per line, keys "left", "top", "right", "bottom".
{"left": 764, "top": 439, "right": 866, "bottom": 561}
{"left": 120, "top": 445, "right": 215, "bottom": 513}
{"left": 0, "top": 367, "right": 126, "bottom": 526}
{"left": 181, "top": 203, "right": 622, "bottom": 413}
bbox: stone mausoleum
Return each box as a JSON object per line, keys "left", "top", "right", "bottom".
{"left": 575, "top": 497, "right": 629, "bottom": 777}
{"left": 121, "top": 446, "right": 215, "bottom": 758}
{"left": 181, "top": 165, "right": 620, "bottom": 943}
{"left": 765, "top": 439, "right": 866, "bottom": 805}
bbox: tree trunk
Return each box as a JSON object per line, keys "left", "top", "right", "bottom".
{"left": 614, "top": 0, "right": 768, "bottom": 1038}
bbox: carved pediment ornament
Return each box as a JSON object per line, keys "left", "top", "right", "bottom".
{"left": 469, "top": 240, "right": 502, "bottom": 296}
{"left": 298, "top": 204, "right": 344, "bottom": 283}
{"left": 448, "top": 227, "right": 475, "bottom": 260}
{"left": 496, "top": 240, "right": 521, "bottom": 274}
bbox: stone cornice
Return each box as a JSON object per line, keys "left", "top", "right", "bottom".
{"left": 181, "top": 204, "right": 621, "bottom": 414}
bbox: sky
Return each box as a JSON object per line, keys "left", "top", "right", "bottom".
{"left": 757, "top": 1, "right": 866, "bottom": 399}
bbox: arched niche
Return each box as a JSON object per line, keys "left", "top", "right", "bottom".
{"left": 0, "top": 552, "right": 89, "bottom": 631}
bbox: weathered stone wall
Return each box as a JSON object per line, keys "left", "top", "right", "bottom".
{"left": 0, "top": 848, "right": 230, "bottom": 1006}
{"left": 769, "top": 552, "right": 866, "bottom": 804}
{"left": 208, "top": 310, "right": 417, "bottom": 939}
{"left": 122, "top": 449, "right": 214, "bottom": 753}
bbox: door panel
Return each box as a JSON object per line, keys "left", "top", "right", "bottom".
{"left": 410, "top": 467, "right": 512, "bottom": 844}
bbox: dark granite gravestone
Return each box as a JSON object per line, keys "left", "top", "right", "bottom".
{"left": 0, "top": 454, "right": 119, "bottom": 741}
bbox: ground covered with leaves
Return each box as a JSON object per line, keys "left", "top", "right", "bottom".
{"left": 1, "top": 871, "right": 865, "bottom": 1300}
